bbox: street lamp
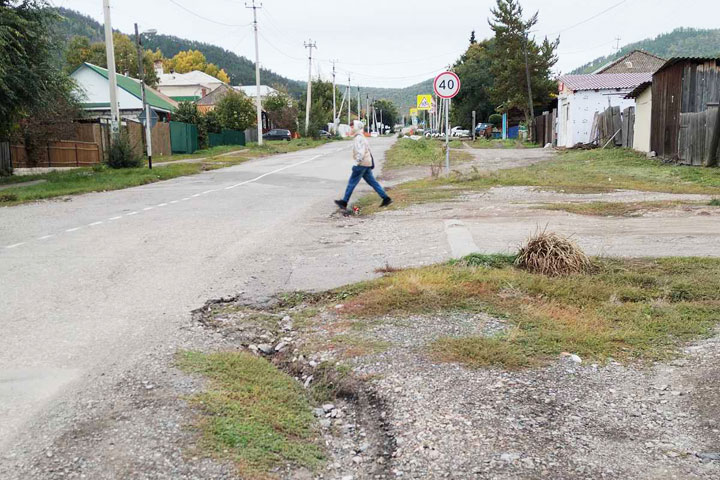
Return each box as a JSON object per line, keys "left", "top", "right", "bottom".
{"left": 134, "top": 24, "right": 157, "bottom": 169}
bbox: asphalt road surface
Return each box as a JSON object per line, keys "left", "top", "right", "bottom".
{"left": 0, "top": 138, "right": 395, "bottom": 457}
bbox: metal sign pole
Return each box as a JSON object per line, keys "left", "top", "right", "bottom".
{"left": 445, "top": 98, "right": 450, "bottom": 174}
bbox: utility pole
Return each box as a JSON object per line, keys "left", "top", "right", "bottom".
{"left": 614, "top": 36, "right": 622, "bottom": 51}
{"left": 331, "top": 60, "right": 337, "bottom": 133}
{"left": 366, "top": 95, "right": 369, "bottom": 131}
{"left": 347, "top": 76, "right": 351, "bottom": 127}
{"left": 134, "top": 23, "right": 154, "bottom": 169}
{"left": 523, "top": 31, "right": 535, "bottom": 142}
{"left": 357, "top": 87, "right": 361, "bottom": 131}
{"left": 103, "top": 0, "right": 120, "bottom": 138}
{"left": 246, "top": 0, "right": 263, "bottom": 145}
{"left": 303, "top": 40, "right": 317, "bottom": 136}
{"left": 472, "top": 110, "right": 476, "bottom": 141}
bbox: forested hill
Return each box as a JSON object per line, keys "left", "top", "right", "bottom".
{"left": 55, "top": 7, "right": 305, "bottom": 97}
{"left": 571, "top": 27, "right": 720, "bottom": 74}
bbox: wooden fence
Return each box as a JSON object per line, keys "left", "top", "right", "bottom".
{"left": 10, "top": 141, "right": 101, "bottom": 168}
{"left": 533, "top": 109, "right": 557, "bottom": 146}
{"left": 590, "top": 106, "right": 635, "bottom": 148}
{"left": 678, "top": 104, "right": 720, "bottom": 166}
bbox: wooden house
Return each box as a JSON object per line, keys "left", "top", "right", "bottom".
{"left": 650, "top": 57, "right": 720, "bottom": 166}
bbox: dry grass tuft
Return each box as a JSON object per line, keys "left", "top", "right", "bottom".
{"left": 515, "top": 230, "right": 592, "bottom": 276}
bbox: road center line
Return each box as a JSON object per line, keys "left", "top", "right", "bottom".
{"left": 6, "top": 242, "right": 25, "bottom": 249}
{"left": 65, "top": 227, "right": 81, "bottom": 233}
{"left": 89, "top": 221, "right": 104, "bottom": 226}
{"left": 109, "top": 216, "right": 122, "bottom": 221}
{"left": 126, "top": 211, "right": 138, "bottom": 216}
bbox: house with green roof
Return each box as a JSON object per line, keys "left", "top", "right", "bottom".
{"left": 71, "top": 62, "right": 177, "bottom": 121}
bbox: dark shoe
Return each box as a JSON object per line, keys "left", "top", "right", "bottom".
{"left": 379, "top": 197, "right": 393, "bottom": 207}
{"left": 334, "top": 199, "right": 348, "bottom": 209}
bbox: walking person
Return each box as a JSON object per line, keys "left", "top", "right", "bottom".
{"left": 335, "top": 122, "right": 392, "bottom": 210}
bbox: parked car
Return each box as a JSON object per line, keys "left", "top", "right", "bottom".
{"left": 317, "top": 130, "right": 332, "bottom": 139}
{"left": 263, "top": 129, "right": 292, "bottom": 141}
{"left": 451, "top": 126, "right": 471, "bottom": 137}
{"left": 475, "top": 123, "right": 493, "bottom": 139}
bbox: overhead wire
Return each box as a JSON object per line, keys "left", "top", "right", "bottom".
{"left": 167, "top": 0, "right": 251, "bottom": 28}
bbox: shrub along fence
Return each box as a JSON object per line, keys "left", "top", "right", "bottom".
{"left": 170, "top": 121, "right": 199, "bottom": 154}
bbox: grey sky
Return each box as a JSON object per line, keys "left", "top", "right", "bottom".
{"left": 58, "top": 0, "right": 719, "bottom": 88}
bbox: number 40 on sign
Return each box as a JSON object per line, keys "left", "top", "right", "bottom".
{"left": 433, "top": 71, "right": 460, "bottom": 99}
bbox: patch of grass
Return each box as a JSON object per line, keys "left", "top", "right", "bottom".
{"left": 358, "top": 148, "right": 720, "bottom": 215}
{"left": 383, "top": 138, "right": 470, "bottom": 170}
{"left": 710, "top": 198, "right": 720, "bottom": 206}
{"left": 469, "top": 138, "right": 538, "bottom": 149}
{"left": 534, "top": 200, "right": 704, "bottom": 216}
{"left": 177, "top": 350, "right": 324, "bottom": 479}
{"left": 449, "top": 253, "right": 517, "bottom": 268}
{"left": 333, "top": 257, "right": 720, "bottom": 367}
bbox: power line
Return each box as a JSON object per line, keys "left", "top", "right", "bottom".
{"left": 167, "top": 0, "right": 251, "bottom": 27}
{"left": 545, "top": 0, "right": 630, "bottom": 37}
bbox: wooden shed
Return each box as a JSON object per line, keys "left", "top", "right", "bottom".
{"left": 650, "top": 57, "right": 720, "bottom": 166}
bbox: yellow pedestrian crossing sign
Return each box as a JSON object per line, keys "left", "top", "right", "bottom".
{"left": 409, "top": 108, "right": 418, "bottom": 117}
{"left": 417, "top": 94, "right": 432, "bottom": 111}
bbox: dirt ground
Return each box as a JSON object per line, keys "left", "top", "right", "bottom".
{"left": 7, "top": 146, "right": 720, "bottom": 479}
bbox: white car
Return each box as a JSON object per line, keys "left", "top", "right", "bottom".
{"left": 450, "top": 126, "right": 471, "bottom": 137}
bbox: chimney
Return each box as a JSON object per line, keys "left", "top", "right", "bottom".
{"left": 154, "top": 60, "right": 164, "bottom": 77}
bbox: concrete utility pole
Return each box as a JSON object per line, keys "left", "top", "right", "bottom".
{"left": 103, "top": 0, "right": 120, "bottom": 137}
{"left": 366, "top": 95, "right": 369, "bottom": 131}
{"left": 472, "top": 110, "right": 476, "bottom": 141}
{"left": 134, "top": 23, "right": 155, "bottom": 169}
{"left": 246, "top": 0, "right": 263, "bottom": 145}
{"left": 303, "top": 40, "right": 317, "bottom": 136}
{"left": 357, "top": 87, "right": 361, "bottom": 130}
{"left": 347, "top": 76, "right": 351, "bottom": 126}
{"left": 523, "top": 31, "right": 535, "bottom": 141}
{"left": 331, "top": 60, "right": 337, "bottom": 133}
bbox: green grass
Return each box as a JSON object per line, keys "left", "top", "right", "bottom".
{"left": 177, "top": 351, "right": 324, "bottom": 479}
{"left": 0, "top": 139, "right": 330, "bottom": 206}
{"left": 331, "top": 256, "right": 720, "bottom": 368}
{"left": 469, "top": 138, "right": 538, "bottom": 149}
{"left": 358, "top": 148, "right": 720, "bottom": 215}
{"left": 534, "top": 200, "right": 711, "bottom": 217}
{"left": 382, "top": 137, "right": 470, "bottom": 170}
{"left": 710, "top": 198, "right": 720, "bottom": 206}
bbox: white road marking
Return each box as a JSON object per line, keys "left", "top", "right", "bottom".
{"left": 18, "top": 148, "right": 332, "bottom": 248}
{"left": 444, "top": 219, "right": 479, "bottom": 258}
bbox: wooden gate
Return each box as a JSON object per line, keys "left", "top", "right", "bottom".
{"left": 678, "top": 104, "right": 720, "bottom": 166}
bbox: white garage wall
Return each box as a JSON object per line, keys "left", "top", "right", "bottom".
{"left": 557, "top": 89, "right": 636, "bottom": 147}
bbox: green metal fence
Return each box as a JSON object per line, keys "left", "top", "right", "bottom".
{"left": 170, "top": 121, "right": 199, "bottom": 154}
{"left": 208, "top": 129, "right": 246, "bottom": 148}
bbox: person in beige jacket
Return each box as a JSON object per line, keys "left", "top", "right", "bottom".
{"left": 335, "top": 122, "right": 392, "bottom": 209}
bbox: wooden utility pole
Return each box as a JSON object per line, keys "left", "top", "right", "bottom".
{"left": 303, "top": 40, "right": 317, "bottom": 136}
{"left": 523, "top": 31, "right": 535, "bottom": 141}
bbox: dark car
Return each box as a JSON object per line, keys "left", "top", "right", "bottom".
{"left": 317, "top": 130, "right": 333, "bottom": 139}
{"left": 475, "top": 123, "right": 493, "bottom": 139}
{"left": 263, "top": 129, "right": 292, "bottom": 141}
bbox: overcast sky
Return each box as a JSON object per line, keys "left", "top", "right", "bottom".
{"left": 57, "top": 0, "right": 719, "bottom": 88}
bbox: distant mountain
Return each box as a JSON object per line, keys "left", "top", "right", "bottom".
{"left": 55, "top": 7, "right": 305, "bottom": 97}
{"left": 53, "top": 7, "right": 435, "bottom": 111}
{"left": 571, "top": 27, "right": 720, "bottom": 74}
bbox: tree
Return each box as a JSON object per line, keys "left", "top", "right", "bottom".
{"left": 488, "top": 0, "right": 558, "bottom": 126}
{"left": 0, "top": 0, "right": 80, "bottom": 143}
{"left": 469, "top": 30, "right": 477, "bottom": 45}
{"left": 166, "top": 49, "right": 230, "bottom": 83}
{"left": 297, "top": 79, "right": 338, "bottom": 136}
{"left": 63, "top": 32, "right": 160, "bottom": 87}
{"left": 215, "top": 90, "right": 256, "bottom": 131}
{"left": 173, "top": 101, "right": 200, "bottom": 124}
{"left": 263, "top": 89, "right": 298, "bottom": 132}
{"left": 373, "top": 99, "right": 399, "bottom": 129}
{"left": 451, "top": 39, "right": 495, "bottom": 128}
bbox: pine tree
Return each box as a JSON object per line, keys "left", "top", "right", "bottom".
{"left": 469, "top": 30, "right": 477, "bottom": 45}
{"left": 488, "top": 0, "right": 558, "bottom": 129}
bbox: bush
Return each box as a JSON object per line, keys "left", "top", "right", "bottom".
{"left": 488, "top": 113, "right": 502, "bottom": 128}
{"left": 106, "top": 134, "right": 141, "bottom": 168}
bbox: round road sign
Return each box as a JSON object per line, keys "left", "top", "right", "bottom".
{"left": 433, "top": 71, "right": 461, "bottom": 99}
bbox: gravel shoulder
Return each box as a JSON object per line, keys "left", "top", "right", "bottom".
{"left": 7, "top": 146, "right": 720, "bottom": 479}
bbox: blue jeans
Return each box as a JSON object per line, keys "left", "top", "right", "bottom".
{"left": 343, "top": 165, "right": 388, "bottom": 202}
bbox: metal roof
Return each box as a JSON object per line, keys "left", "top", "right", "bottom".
{"left": 80, "top": 63, "right": 177, "bottom": 113}
{"left": 653, "top": 57, "right": 720, "bottom": 76}
{"left": 559, "top": 73, "right": 653, "bottom": 92}
{"left": 157, "top": 70, "right": 225, "bottom": 87}
{"left": 233, "top": 85, "right": 278, "bottom": 97}
{"left": 625, "top": 81, "right": 652, "bottom": 99}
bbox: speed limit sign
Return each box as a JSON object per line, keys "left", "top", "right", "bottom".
{"left": 433, "top": 71, "right": 460, "bottom": 99}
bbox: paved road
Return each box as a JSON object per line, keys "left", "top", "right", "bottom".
{"left": 0, "top": 138, "right": 395, "bottom": 454}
